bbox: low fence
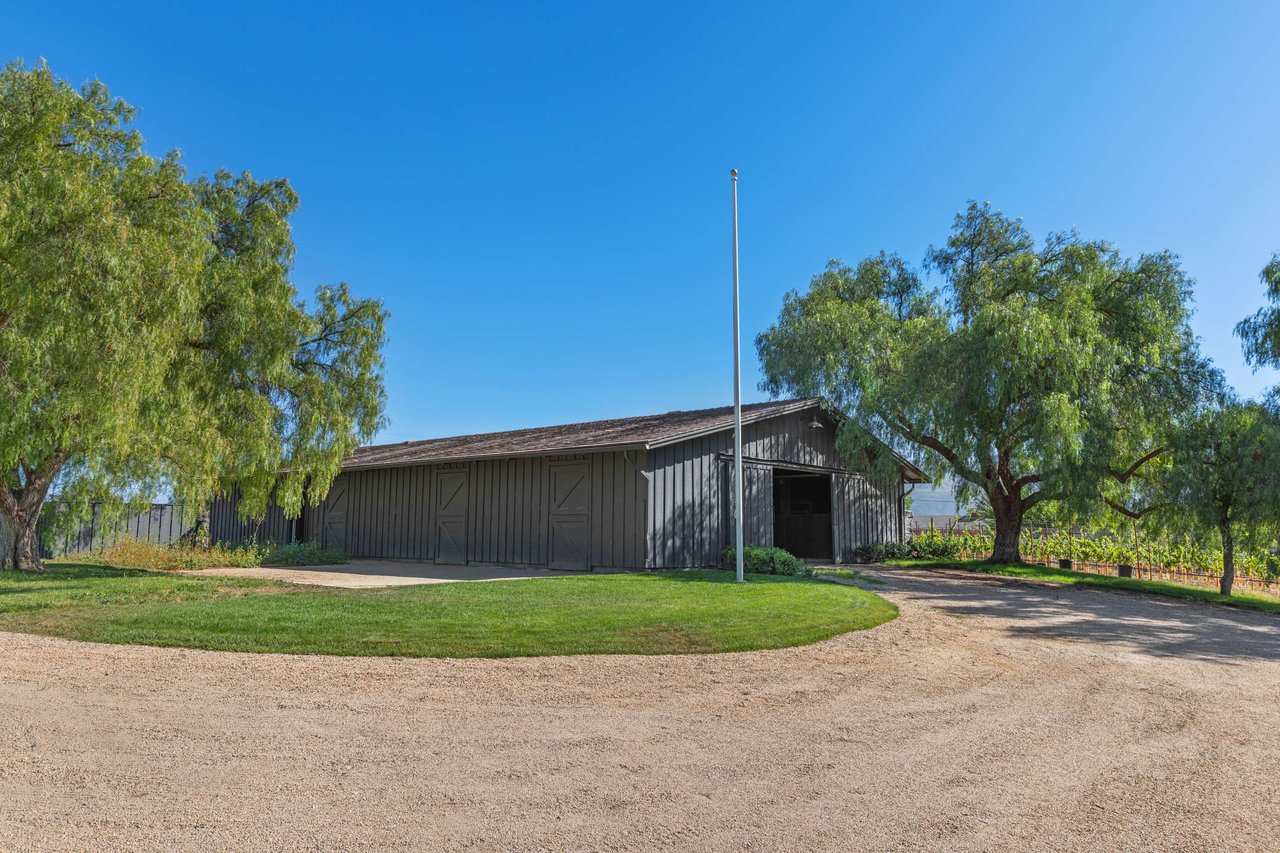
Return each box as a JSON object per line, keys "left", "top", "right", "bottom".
{"left": 38, "top": 502, "right": 193, "bottom": 559}
{"left": 909, "top": 515, "right": 987, "bottom": 534}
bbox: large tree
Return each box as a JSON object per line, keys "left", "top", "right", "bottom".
{"left": 1164, "top": 399, "right": 1280, "bottom": 596}
{"left": 757, "top": 203, "right": 1203, "bottom": 562}
{"left": 0, "top": 62, "right": 386, "bottom": 570}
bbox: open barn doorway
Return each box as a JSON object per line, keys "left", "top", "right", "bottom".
{"left": 772, "top": 469, "right": 833, "bottom": 560}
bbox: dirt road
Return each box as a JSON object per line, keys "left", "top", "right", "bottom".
{"left": 2, "top": 566, "right": 1278, "bottom": 851}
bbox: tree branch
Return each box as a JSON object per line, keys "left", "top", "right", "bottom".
{"left": 1022, "top": 489, "right": 1061, "bottom": 510}
{"left": 888, "top": 412, "right": 987, "bottom": 487}
{"left": 1103, "top": 496, "right": 1164, "bottom": 521}
{"left": 16, "top": 452, "right": 66, "bottom": 515}
{"left": 1108, "top": 446, "right": 1166, "bottom": 484}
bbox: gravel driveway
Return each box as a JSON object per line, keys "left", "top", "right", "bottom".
{"left": 2, "top": 566, "right": 1278, "bottom": 852}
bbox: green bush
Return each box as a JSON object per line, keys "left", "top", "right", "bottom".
{"left": 720, "top": 546, "right": 811, "bottom": 577}
{"left": 851, "top": 541, "right": 910, "bottom": 563}
{"left": 851, "top": 529, "right": 963, "bottom": 563}
{"left": 908, "top": 528, "right": 965, "bottom": 559}
{"left": 258, "top": 540, "right": 348, "bottom": 566}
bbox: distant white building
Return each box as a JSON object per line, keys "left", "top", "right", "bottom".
{"left": 905, "top": 476, "right": 983, "bottom": 532}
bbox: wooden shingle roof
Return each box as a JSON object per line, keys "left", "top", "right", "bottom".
{"left": 343, "top": 399, "right": 822, "bottom": 470}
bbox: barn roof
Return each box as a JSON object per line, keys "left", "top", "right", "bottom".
{"left": 343, "top": 398, "right": 927, "bottom": 480}
{"left": 343, "top": 399, "right": 813, "bottom": 469}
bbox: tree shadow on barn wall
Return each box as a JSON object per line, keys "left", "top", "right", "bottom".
{"left": 875, "top": 567, "right": 1280, "bottom": 664}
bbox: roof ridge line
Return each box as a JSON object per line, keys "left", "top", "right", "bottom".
{"left": 352, "top": 398, "right": 818, "bottom": 454}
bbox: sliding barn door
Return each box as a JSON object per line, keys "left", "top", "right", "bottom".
{"left": 434, "top": 469, "right": 469, "bottom": 564}
{"left": 723, "top": 460, "right": 773, "bottom": 549}
{"left": 548, "top": 461, "right": 591, "bottom": 569}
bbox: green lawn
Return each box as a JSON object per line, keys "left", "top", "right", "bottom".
{"left": 882, "top": 558, "right": 1280, "bottom": 616}
{"left": 0, "top": 564, "right": 897, "bottom": 657}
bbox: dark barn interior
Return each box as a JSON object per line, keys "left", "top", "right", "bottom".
{"left": 772, "top": 469, "right": 833, "bottom": 559}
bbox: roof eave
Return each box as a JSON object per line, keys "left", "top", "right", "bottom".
{"left": 341, "top": 441, "right": 650, "bottom": 472}
{"left": 899, "top": 461, "right": 929, "bottom": 484}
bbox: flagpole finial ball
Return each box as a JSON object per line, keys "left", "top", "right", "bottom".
{"left": 730, "top": 168, "right": 738, "bottom": 178}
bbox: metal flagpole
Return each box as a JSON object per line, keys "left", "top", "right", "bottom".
{"left": 731, "top": 169, "right": 744, "bottom": 584}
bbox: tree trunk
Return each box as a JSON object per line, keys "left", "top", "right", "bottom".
{"left": 1220, "top": 525, "right": 1235, "bottom": 597}
{"left": 195, "top": 506, "right": 210, "bottom": 548}
{"left": 0, "top": 506, "right": 13, "bottom": 570}
{"left": 1, "top": 454, "right": 66, "bottom": 572}
{"left": 0, "top": 502, "right": 44, "bottom": 572}
{"left": 990, "top": 492, "right": 1024, "bottom": 563}
{"left": 179, "top": 506, "right": 211, "bottom": 549}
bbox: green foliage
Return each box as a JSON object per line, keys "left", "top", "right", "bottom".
{"left": 852, "top": 541, "right": 911, "bottom": 563}
{"left": 757, "top": 202, "right": 1206, "bottom": 560}
{"left": 67, "top": 537, "right": 349, "bottom": 571}
{"left": 721, "top": 546, "right": 811, "bottom": 577}
{"left": 0, "top": 567, "right": 897, "bottom": 657}
{"left": 259, "top": 541, "right": 350, "bottom": 566}
{"left": 860, "top": 527, "right": 1280, "bottom": 581}
{"left": 905, "top": 528, "right": 963, "bottom": 559}
{"left": 853, "top": 528, "right": 963, "bottom": 563}
{"left": 879, "top": 558, "right": 1280, "bottom": 616}
{"left": 1164, "top": 402, "right": 1280, "bottom": 539}
{"left": 0, "top": 62, "right": 388, "bottom": 567}
{"left": 1237, "top": 252, "right": 1280, "bottom": 377}
{"left": 1159, "top": 400, "right": 1280, "bottom": 592}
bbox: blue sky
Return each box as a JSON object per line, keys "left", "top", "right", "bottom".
{"left": 10, "top": 2, "right": 1280, "bottom": 442}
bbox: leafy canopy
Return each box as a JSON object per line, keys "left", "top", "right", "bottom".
{"left": 1238, "top": 253, "right": 1280, "bottom": 392}
{"left": 1166, "top": 401, "right": 1280, "bottom": 537}
{"left": 757, "top": 203, "right": 1204, "bottom": 551}
{"left": 0, "top": 61, "right": 386, "bottom": 554}
{"left": 1163, "top": 398, "right": 1280, "bottom": 593}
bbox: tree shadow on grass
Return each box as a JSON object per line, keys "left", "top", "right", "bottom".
{"left": 875, "top": 567, "right": 1280, "bottom": 664}
{"left": 2, "top": 563, "right": 150, "bottom": 582}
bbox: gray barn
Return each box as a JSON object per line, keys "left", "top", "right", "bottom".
{"left": 210, "top": 399, "right": 924, "bottom": 569}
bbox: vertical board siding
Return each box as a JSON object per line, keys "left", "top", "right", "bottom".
{"left": 224, "top": 451, "right": 646, "bottom": 568}
{"left": 39, "top": 502, "right": 198, "bottom": 558}
{"left": 646, "top": 411, "right": 837, "bottom": 568}
{"left": 646, "top": 447, "right": 777, "bottom": 570}
{"left": 832, "top": 471, "right": 904, "bottom": 563}
{"left": 742, "top": 410, "right": 843, "bottom": 468}
{"left": 646, "top": 409, "right": 904, "bottom": 568}
{"left": 209, "top": 489, "right": 294, "bottom": 547}
{"left": 209, "top": 408, "right": 905, "bottom": 572}
{"left": 738, "top": 462, "right": 774, "bottom": 550}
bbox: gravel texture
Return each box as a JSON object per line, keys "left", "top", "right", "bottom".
{"left": 2, "top": 565, "right": 1278, "bottom": 852}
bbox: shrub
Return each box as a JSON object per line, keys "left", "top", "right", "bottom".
{"left": 850, "top": 541, "right": 911, "bottom": 563}
{"left": 910, "top": 528, "right": 964, "bottom": 559}
{"left": 259, "top": 540, "right": 348, "bottom": 566}
{"left": 851, "top": 530, "right": 963, "bottom": 563}
{"left": 720, "top": 546, "right": 811, "bottom": 577}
